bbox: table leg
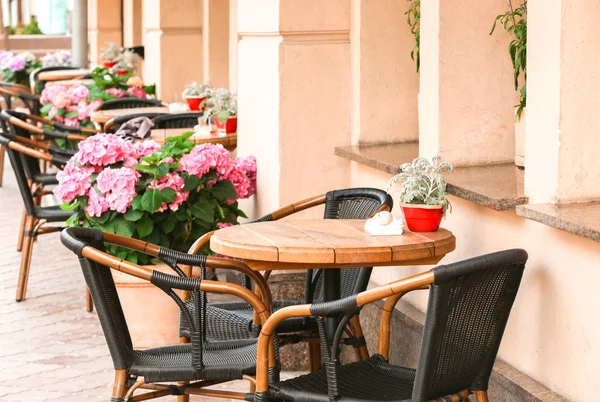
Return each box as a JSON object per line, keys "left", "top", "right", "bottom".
{"left": 323, "top": 268, "right": 341, "bottom": 343}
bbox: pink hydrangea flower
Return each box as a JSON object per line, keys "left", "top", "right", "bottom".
{"left": 75, "top": 134, "right": 132, "bottom": 166}
{"left": 64, "top": 117, "right": 80, "bottom": 127}
{"left": 224, "top": 164, "right": 252, "bottom": 199}
{"left": 52, "top": 91, "right": 72, "bottom": 109}
{"left": 96, "top": 167, "right": 139, "bottom": 213}
{"left": 40, "top": 84, "right": 63, "bottom": 104}
{"left": 53, "top": 160, "right": 93, "bottom": 202}
{"left": 179, "top": 143, "right": 233, "bottom": 178}
{"left": 149, "top": 172, "right": 189, "bottom": 212}
{"left": 127, "top": 76, "right": 144, "bottom": 87}
{"left": 86, "top": 188, "right": 110, "bottom": 217}
{"left": 217, "top": 222, "right": 233, "bottom": 229}
{"left": 131, "top": 140, "right": 160, "bottom": 159}
{"left": 127, "top": 86, "right": 147, "bottom": 98}
{"left": 67, "top": 84, "right": 89, "bottom": 104}
{"left": 106, "top": 88, "right": 127, "bottom": 98}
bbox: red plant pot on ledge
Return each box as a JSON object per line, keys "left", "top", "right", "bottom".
{"left": 114, "top": 69, "right": 129, "bottom": 76}
{"left": 185, "top": 97, "right": 205, "bottom": 111}
{"left": 214, "top": 116, "right": 238, "bottom": 133}
{"left": 103, "top": 61, "right": 117, "bottom": 68}
{"left": 401, "top": 204, "right": 443, "bottom": 232}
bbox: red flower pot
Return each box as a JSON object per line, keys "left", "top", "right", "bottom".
{"left": 400, "top": 204, "right": 444, "bottom": 232}
{"left": 115, "top": 69, "right": 129, "bottom": 76}
{"left": 103, "top": 61, "right": 117, "bottom": 68}
{"left": 185, "top": 97, "right": 205, "bottom": 111}
{"left": 214, "top": 116, "right": 238, "bottom": 133}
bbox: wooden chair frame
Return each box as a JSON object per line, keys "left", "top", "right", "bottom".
{"left": 253, "top": 270, "right": 490, "bottom": 402}
{"left": 72, "top": 231, "right": 278, "bottom": 402}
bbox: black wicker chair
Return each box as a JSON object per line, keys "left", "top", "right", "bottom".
{"left": 60, "top": 227, "right": 280, "bottom": 402}
{"left": 0, "top": 134, "right": 75, "bottom": 302}
{"left": 153, "top": 112, "right": 203, "bottom": 129}
{"left": 253, "top": 249, "right": 528, "bottom": 402}
{"left": 98, "top": 98, "right": 164, "bottom": 111}
{"left": 103, "top": 112, "right": 165, "bottom": 133}
{"left": 183, "top": 188, "right": 393, "bottom": 369}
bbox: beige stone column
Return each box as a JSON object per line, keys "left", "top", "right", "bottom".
{"left": 418, "top": 0, "right": 515, "bottom": 165}
{"left": 350, "top": 0, "right": 419, "bottom": 145}
{"left": 228, "top": 0, "right": 238, "bottom": 91}
{"left": 202, "top": 0, "right": 229, "bottom": 88}
{"left": 142, "top": 0, "right": 202, "bottom": 102}
{"left": 525, "top": 0, "right": 600, "bottom": 204}
{"left": 88, "top": 0, "right": 122, "bottom": 66}
{"left": 237, "top": 0, "right": 351, "bottom": 217}
{"left": 123, "top": 0, "right": 142, "bottom": 47}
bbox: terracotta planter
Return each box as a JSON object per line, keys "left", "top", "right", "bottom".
{"left": 103, "top": 60, "right": 117, "bottom": 68}
{"left": 400, "top": 204, "right": 443, "bottom": 232}
{"left": 115, "top": 69, "right": 129, "bottom": 76}
{"left": 514, "top": 108, "right": 526, "bottom": 169}
{"left": 214, "top": 116, "right": 237, "bottom": 133}
{"left": 185, "top": 96, "right": 205, "bottom": 111}
{"left": 111, "top": 264, "right": 181, "bottom": 348}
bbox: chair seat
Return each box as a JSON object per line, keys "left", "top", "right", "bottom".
{"left": 32, "top": 172, "right": 58, "bottom": 186}
{"left": 270, "top": 354, "right": 415, "bottom": 402}
{"left": 180, "top": 300, "right": 313, "bottom": 340}
{"left": 129, "top": 339, "right": 259, "bottom": 383}
{"left": 34, "top": 205, "right": 72, "bottom": 222}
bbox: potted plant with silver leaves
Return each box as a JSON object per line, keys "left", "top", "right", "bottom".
{"left": 204, "top": 88, "right": 237, "bottom": 133}
{"left": 389, "top": 156, "right": 453, "bottom": 232}
{"left": 101, "top": 42, "right": 121, "bottom": 68}
{"left": 182, "top": 81, "right": 211, "bottom": 111}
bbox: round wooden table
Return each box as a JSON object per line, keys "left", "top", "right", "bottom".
{"left": 37, "top": 68, "right": 91, "bottom": 82}
{"left": 211, "top": 219, "right": 456, "bottom": 337}
{"left": 90, "top": 106, "right": 170, "bottom": 124}
{"left": 151, "top": 128, "right": 237, "bottom": 149}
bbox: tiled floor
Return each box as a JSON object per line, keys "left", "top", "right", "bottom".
{"left": 0, "top": 163, "right": 274, "bottom": 401}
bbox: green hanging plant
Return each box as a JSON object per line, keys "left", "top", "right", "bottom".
{"left": 490, "top": 0, "right": 527, "bottom": 121}
{"left": 405, "top": 0, "right": 420, "bottom": 73}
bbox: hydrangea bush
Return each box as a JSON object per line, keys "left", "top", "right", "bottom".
{"left": 0, "top": 51, "right": 42, "bottom": 86}
{"left": 41, "top": 51, "right": 72, "bottom": 67}
{"left": 54, "top": 133, "right": 256, "bottom": 263}
{"left": 87, "top": 67, "right": 155, "bottom": 101}
{"left": 40, "top": 84, "right": 102, "bottom": 129}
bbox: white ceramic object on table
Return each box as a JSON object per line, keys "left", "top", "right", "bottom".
{"left": 364, "top": 211, "right": 404, "bottom": 235}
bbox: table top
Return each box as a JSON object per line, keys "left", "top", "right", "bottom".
{"left": 210, "top": 219, "right": 456, "bottom": 271}
{"left": 151, "top": 128, "right": 237, "bottom": 149}
{"left": 45, "top": 78, "right": 95, "bottom": 88}
{"left": 38, "top": 68, "right": 92, "bottom": 81}
{"left": 90, "top": 107, "right": 170, "bottom": 124}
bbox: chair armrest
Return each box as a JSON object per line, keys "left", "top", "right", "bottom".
{"left": 42, "top": 128, "right": 87, "bottom": 141}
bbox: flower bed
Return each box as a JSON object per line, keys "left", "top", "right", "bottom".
{"left": 54, "top": 133, "right": 256, "bottom": 263}
{"left": 0, "top": 51, "right": 41, "bottom": 87}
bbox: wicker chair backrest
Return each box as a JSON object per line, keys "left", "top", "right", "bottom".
{"left": 153, "top": 112, "right": 203, "bottom": 129}
{"left": 31, "top": 66, "right": 83, "bottom": 94}
{"left": 99, "top": 98, "right": 163, "bottom": 111}
{"left": 412, "top": 249, "right": 527, "bottom": 400}
{"left": 0, "top": 110, "right": 43, "bottom": 185}
{"left": 309, "top": 188, "right": 393, "bottom": 303}
{"left": 17, "top": 92, "right": 41, "bottom": 115}
{"left": 0, "top": 134, "right": 37, "bottom": 215}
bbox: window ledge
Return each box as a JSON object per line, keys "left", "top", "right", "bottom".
{"left": 516, "top": 203, "right": 600, "bottom": 242}
{"left": 335, "top": 143, "right": 528, "bottom": 211}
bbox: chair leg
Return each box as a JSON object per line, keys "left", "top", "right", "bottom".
{"left": 85, "top": 287, "right": 94, "bottom": 312}
{"left": 177, "top": 336, "right": 190, "bottom": 402}
{"left": 474, "top": 391, "right": 489, "bottom": 402}
{"left": 111, "top": 369, "right": 128, "bottom": 401}
{"left": 348, "top": 315, "right": 369, "bottom": 361}
{"left": 15, "top": 216, "right": 34, "bottom": 302}
{"left": 0, "top": 144, "right": 4, "bottom": 187}
{"left": 16, "top": 207, "right": 26, "bottom": 252}
{"left": 307, "top": 342, "right": 322, "bottom": 373}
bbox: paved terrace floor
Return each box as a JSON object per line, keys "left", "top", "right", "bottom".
{"left": 0, "top": 163, "right": 265, "bottom": 401}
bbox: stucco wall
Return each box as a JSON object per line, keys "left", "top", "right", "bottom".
{"left": 349, "top": 161, "right": 598, "bottom": 402}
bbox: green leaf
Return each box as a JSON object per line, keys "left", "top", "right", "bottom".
{"left": 60, "top": 200, "right": 80, "bottom": 211}
{"left": 128, "top": 252, "right": 138, "bottom": 265}
{"left": 161, "top": 220, "right": 175, "bottom": 234}
{"left": 141, "top": 189, "right": 164, "bottom": 212}
{"left": 159, "top": 188, "right": 176, "bottom": 203}
{"left": 131, "top": 195, "right": 143, "bottom": 210}
{"left": 40, "top": 104, "right": 53, "bottom": 115}
{"left": 190, "top": 202, "right": 214, "bottom": 222}
{"left": 211, "top": 180, "right": 237, "bottom": 200}
{"left": 55, "top": 108, "right": 65, "bottom": 117}
{"left": 64, "top": 111, "right": 79, "bottom": 119}
{"left": 157, "top": 163, "right": 170, "bottom": 178}
{"left": 124, "top": 208, "right": 144, "bottom": 222}
{"left": 133, "top": 164, "right": 158, "bottom": 175}
{"left": 137, "top": 216, "right": 154, "bottom": 237}
{"left": 114, "top": 218, "right": 135, "bottom": 237}
{"left": 183, "top": 174, "right": 201, "bottom": 191}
